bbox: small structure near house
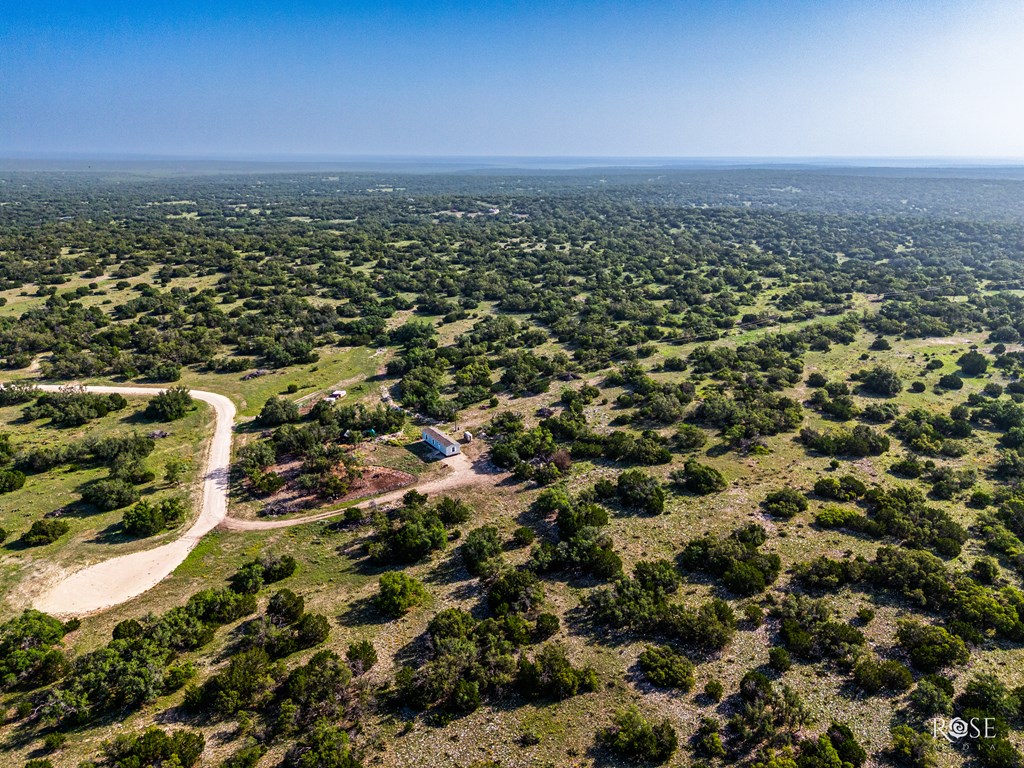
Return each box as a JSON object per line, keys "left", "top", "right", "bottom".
{"left": 463, "top": 431, "right": 473, "bottom": 443}
{"left": 323, "top": 389, "right": 347, "bottom": 404}
{"left": 422, "top": 426, "right": 461, "bottom": 456}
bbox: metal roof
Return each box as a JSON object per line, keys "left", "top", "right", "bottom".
{"left": 422, "top": 426, "right": 460, "bottom": 449}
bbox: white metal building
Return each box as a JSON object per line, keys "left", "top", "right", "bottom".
{"left": 422, "top": 426, "right": 461, "bottom": 456}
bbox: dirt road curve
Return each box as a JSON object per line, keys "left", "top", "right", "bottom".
{"left": 32, "top": 385, "right": 236, "bottom": 617}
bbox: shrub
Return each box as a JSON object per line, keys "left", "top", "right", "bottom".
{"left": 890, "top": 454, "right": 924, "bottom": 478}
{"left": 0, "top": 469, "right": 25, "bottom": 493}
{"left": 600, "top": 706, "right": 677, "bottom": 764}
{"left": 281, "top": 650, "right": 353, "bottom": 727}
{"left": 488, "top": 569, "right": 544, "bottom": 615}
{"left": 826, "top": 722, "right": 867, "bottom": 766}
{"left": 815, "top": 505, "right": 862, "bottom": 529}
{"left": 972, "top": 557, "right": 999, "bottom": 584}
{"left": 769, "top": 646, "right": 792, "bottom": 672}
{"left": 705, "top": 679, "right": 724, "bottom": 701}
{"left": 800, "top": 424, "right": 890, "bottom": 456}
{"left": 516, "top": 642, "right": 597, "bottom": 699}
{"left": 343, "top": 507, "right": 364, "bottom": 525}
{"left": 681, "top": 524, "right": 780, "bottom": 595}
{"left": 229, "top": 562, "right": 266, "bottom": 595}
{"left": 81, "top": 478, "right": 139, "bottom": 511}
{"left": 694, "top": 716, "right": 726, "bottom": 758}
{"left": 0, "top": 610, "right": 69, "bottom": 691}
{"left": 21, "top": 519, "right": 70, "bottom": 547}
{"left": 221, "top": 741, "right": 266, "bottom": 768}
{"left": 723, "top": 560, "right": 768, "bottom": 595}
{"left": 189, "top": 647, "right": 277, "bottom": 715}
{"left": 122, "top": 497, "right": 188, "bottom": 537}
{"left": 862, "top": 485, "right": 966, "bottom": 557}
{"left": 969, "top": 489, "right": 993, "bottom": 509}
{"left": 255, "top": 396, "right": 299, "bottom": 426}
{"left": 638, "top": 645, "right": 694, "bottom": 690}
{"left": 889, "top": 725, "right": 936, "bottom": 768}
{"left": 292, "top": 613, "right": 331, "bottom": 651}
{"left": 534, "top": 612, "right": 560, "bottom": 640}
{"left": 938, "top": 373, "right": 964, "bottom": 390}
{"left": 267, "top": 589, "right": 305, "bottom": 625}
{"left": 461, "top": 526, "right": 502, "bottom": 575}
{"left": 853, "top": 657, "right": 913, "bottom": 693}
{"left": 762, "top": 488, "right": 808, "bottom": 519}
{"left": 103, "top": 727, "right": 205, "bottom": 768}
{"left": 814, "top": 474, "right": 867, "bottom": 501}
{"left": 42, "top": 732, "right": 66, "bottom": 751}
{"left": 163, "top": 662, "right": 196, "bottom": 693}
{"left": 633, "top": 560, "right": 681, "bottom": 594}
{"left": 513, "top": 525, "right": 536, "bottom": 546}
{"left": 616, "top": 469, "right": 665, "bottom": 514}
{"left": 262, "top": 554, "right": 298, "bottom": 583}
{"left": 671, "top": 458, "right": 727, "bottom": 495}
{"left": 896, "top": 621, "right": 969, "bottom": 672}
{"left": 0, "top": 381, "right": 37, "bottom": 405}
{"left": 376, "top": 572, "right": 428, "bottom": 617}
{"left": 673, "top": 423, "right": 707, "bottom": 453}
{"left": 145, "top": 387, "right": 194, "bottom": 421}
{"left": 859, "top": 365, "right": 903, "bottom": 396}
{"left": 911, "top": 677, "right": 953, "bottom": 717}
{"left": 346, "top": 640, "right": 377, "bottom": 674}
{"left": 434, "top": 496, "right": 473, "bottom": 525}
{"left": 775, "top": 595, "right": 866, "bottom": 661}
{"left": 958, "top": 350, "right": 989, "bottom": 376}
{"left": 284, "top": 719, "right": 360, "bottom": 768}
{"left": 25, "top": 389, "right": 127, "bottom": 426}
{"left": 368, "top": 505, "right": 447, "bottom": 564}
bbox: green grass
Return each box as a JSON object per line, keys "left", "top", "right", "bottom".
{"left": 0, "top": 320, "right": 1020, "bottom": 768}
{"left": 0, "top": 397, "right": 213, "bottom": 616}
{"left": 174, "top": 345, "right": 382, "bottom": 416}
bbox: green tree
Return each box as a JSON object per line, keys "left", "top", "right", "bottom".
{"left": 600, "top": 706, "right": 677, "bottom": 764}
{"left": 376, "top": 572, "right": 428, "bottom": 617}
{"left": 256, "top": 396, "right": 300, "bottom": 426}
{"left": 145, "top": 386, "right": 194, "bottom": 421}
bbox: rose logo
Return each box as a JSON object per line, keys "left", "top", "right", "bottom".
{"left": 947, "top": 718, "right": 970, "bottom": 740}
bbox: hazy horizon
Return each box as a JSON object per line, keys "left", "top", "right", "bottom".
{"left": 4, "top": 0, "right": 1024, "bottom": 159}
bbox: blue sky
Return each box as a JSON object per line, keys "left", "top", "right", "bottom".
{"left": 2, "top": 0, "right": 1022, "bottom": 158}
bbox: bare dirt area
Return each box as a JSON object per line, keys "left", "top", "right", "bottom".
{"left": 259, "top": 463, "right": 416, "bottom": 517}
{"left": 221, "top": 450, "right": 504, "bottom": 531}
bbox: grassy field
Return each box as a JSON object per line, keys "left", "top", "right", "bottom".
{"left": 0, "top": 397, "right": 213, "bottom": 614}
{"left": 0, "top": 317, "right": 1020, "bottom": 767}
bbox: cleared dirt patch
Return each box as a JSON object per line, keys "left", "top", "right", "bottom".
{"left": 259, "top": 463, "right": 415, "bottom": 517}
